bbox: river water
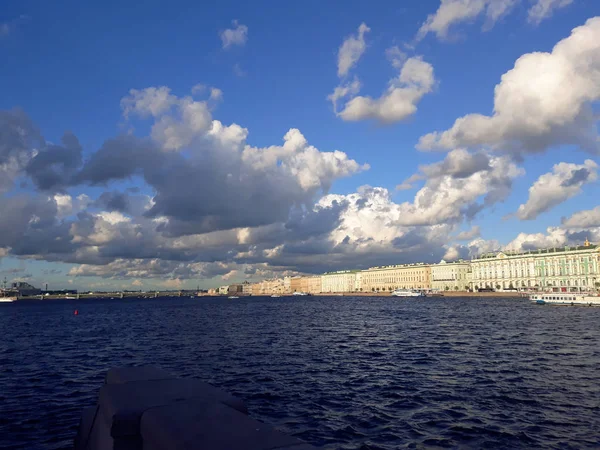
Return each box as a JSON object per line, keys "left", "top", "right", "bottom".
{"left": 1, "top": 296, "right": 599, "bottom": 449}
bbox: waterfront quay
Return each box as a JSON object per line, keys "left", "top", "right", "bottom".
{"left": 13, "top": 291, "right": 199, "bottom": 301}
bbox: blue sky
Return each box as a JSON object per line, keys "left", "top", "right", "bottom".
{"left": 1, "top": 0, "right": 599, "bottom": 291}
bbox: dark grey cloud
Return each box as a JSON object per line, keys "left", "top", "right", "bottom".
{"left": 284, "top": 201, "right": 346, "bottom": 240}
{"left": 42, "top": 268, "right": 63, "bottom": 275}
{"left": 420, "top": 150, "right": 491, "bottom": 179}
{"left": 68, "top": 258, "right": 241, "bottom": 281}
{"left": 392, "top": 229, "right": 430, "bottom": 250}
{"left": 94, "top": 191, "right": 130, "bottom": 212}
{"left": 455, "top": 226, "right": 481, "bottom": 241}
{"left": 26, "top": 132, "right": 82, "bottom": 190}
{"left": 561, "top": 168, "right": 592, "bottom": 187}
{"left": 0, "top": 195, "right": 58, "bottom": 248}
{"left": 73, "top": 133, "right": 349, "bottom": 237}
{"left": 0, "top": 268, "right": 27, "bottom": 274}
{"left": 0, "top": 109, "right": 40, "bottom": 164}
{"left": 0, "top": 109, "right": 41, "bottom": 192}
{"left": 74, "top": 135, "right": 161, "bottom": 184}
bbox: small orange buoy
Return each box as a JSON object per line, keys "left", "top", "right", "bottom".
{"left": 74, "top": 309, "right": 79, "bottom": 315}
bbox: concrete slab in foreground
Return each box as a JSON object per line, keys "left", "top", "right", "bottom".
{"left": 75, "top": 366, "right": 316, "bottom": 450}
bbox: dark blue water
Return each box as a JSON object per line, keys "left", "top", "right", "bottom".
{"left": 1, "top": 296, "right": 599, "bottom": 449}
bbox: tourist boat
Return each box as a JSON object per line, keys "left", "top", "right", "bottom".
{"left": 529, "top": 292, "right": 600, "bottom": 306}
{"left": 391, "top": 289, "right": 424, "bottom": 297}
{"left": 1, "top": 278, "right": 17, "bottom": 302}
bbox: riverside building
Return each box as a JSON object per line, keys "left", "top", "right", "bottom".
{"left": 359, "top": 264, "right": 431, "bottom": 292}
{"left": 430, "top": 260, "right": 472, "bottom": 292}
{"left": 283, "top": 276, "right": 292, "bottom": 294}
{"left": 290, "top": 277, "right": 302, "bottom": 293}
{"left": 321, "top": 271, "right": 358, "bottom": 293}
{"left": 241, "top": 281, "right": 252, "bottom": 295}
{"left": 470, "top": 240, "right": 600, "bottom": 292}
{"left": 306, "top": 276, "right": 322, "bottom": 294}
{"left": 294, "top": 276, "right": 322, "bottom": 294}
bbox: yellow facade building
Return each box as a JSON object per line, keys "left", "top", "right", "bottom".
{"left": 307, "top": 276, "right": 322, "bottom": 294}
{"left": 359, "top": 264, "right": 431, "bottom": 292}
{"left": 321, "top": 271, "right": 358, "bottom": 293}
{"left": 290, "top": 277, "right": 303, "bottom": 293}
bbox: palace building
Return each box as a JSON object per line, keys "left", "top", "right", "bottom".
{"left": 430, "top": 260, "right": 472, "bottom": 292}
{"left": 471, "top": 240, "right": 599, "bottom": 292}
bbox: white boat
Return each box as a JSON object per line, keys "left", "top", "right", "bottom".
{"left": 292, "top": 292, "right": 309, "bottom": 296}
{"left": 529, "top": 293, "right": 600, "bottom": 306}
{"left": 0, "top": 296, "right": 17, "bottom": 303}
{"left": 270, "top": 294, "right": 281, "bottom": 298}
{"left": 228, "top": 296, "right": 240, "bottom": 299}
{"left": 391, "top": 289, "right": 424, "bottom": 297}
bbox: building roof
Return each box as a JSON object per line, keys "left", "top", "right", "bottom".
{"left": 364, "top": 262, "right": 431, "bottom": 271}
{"left": 434, "top": 259, "right": 469, "bottom": 265}
{"left": 475, "top": 243, "right": 598, "bottom": 260}
{"left": 322, "top": 270, "right": 360, "bottom": 275}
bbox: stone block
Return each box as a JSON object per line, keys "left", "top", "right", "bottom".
{"left": 140, "top": 399, "right": 316, "bottom": 450}
{"left": 75, "top": 368, "right": 315, "bottom": 450}
{"left": 74, "top": 405, "right": 142, "bottom": 450}
{"left": 98, "top": 378, "right": 248, "bottom": 439}
{"left": 74, "top": 406, "right": 96, "bottom": 449}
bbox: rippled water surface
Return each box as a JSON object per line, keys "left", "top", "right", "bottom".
{"left": 1, "top": 296, "right": 600, "bottom": 449}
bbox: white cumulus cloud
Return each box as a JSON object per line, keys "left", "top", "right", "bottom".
{"left": 528, "top": 0, "right": 574, "bottom": 26}
{"left": 418, "top": 17, "right": 600, "bottom": 155}
{"left": 335, "top": 57, "right": 436, "bottom": 124}
{"left": 337, "top": 23, "right": 370, "bottom": 77}
{"left": 220, "top": 20, "right": 248, "bottom": 49}
{"left": 416, "top": 0, "right": 518, "bottom": 41}
{"left": 516, "top": 160, "right": 598, "bottom": 220}
{"left": 121, "top": 87, "right": 213, "bottom": 151}
{"left": 562, "top": 206, "right": 600, "bottom": 228}
{"left": 393, "top": 150, "right": 523, "bottom": 225}
{"left": 121, "top": 86, "right": 178, "bottom": 119}
{"left": 456, "top": 225, "right": 481, "bottom": 241}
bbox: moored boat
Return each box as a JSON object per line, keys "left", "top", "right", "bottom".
{"left": 228, "top": 296, "right": 240, "bottom": 299}
{"left": 1, "top": 278, "right": 17, "bottom": 302}
{"left": 292, "top": 292, "right": 310, "bottom": 296}
{"left": 391, "top": 289, "right": 424, "bottom": 297}
{"left": 529, "top": 293, "right": 600, "bottom": 306}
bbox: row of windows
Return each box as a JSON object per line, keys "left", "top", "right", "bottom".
{"left": 475, "top": 257, "right": 598, "bottom": 270}
{"left": 474, "top": 264, "right": 599, "bottom": 277}
{"left": 474, "top": 279, "right": 590, "bottom": 288}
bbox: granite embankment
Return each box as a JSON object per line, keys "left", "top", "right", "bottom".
{"left": 316, "top": 291, "right": 524, "bottom": 297}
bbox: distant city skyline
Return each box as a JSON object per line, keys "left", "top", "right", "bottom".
{"left": 1, "top": 0, "right": 600, "bottom": 291}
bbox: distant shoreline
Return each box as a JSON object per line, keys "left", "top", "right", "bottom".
{"left": 9, "top": 291, "right": 526, "bottom": 301}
